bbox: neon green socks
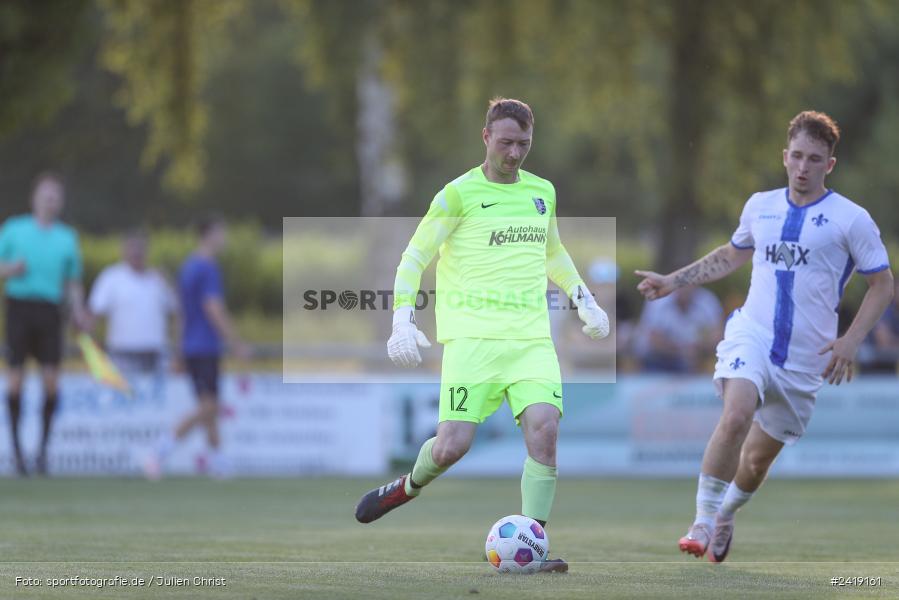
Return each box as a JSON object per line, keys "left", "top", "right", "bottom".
{"left": 521, "top": 456, "right": 557, "bottom": 523}
{"left": 403, "top": 441, "right": 558, "bottom": 522}
{"left": 405, "top": 437, "right": 447, "bottom": 496}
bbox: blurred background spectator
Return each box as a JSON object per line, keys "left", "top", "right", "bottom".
{"left": 87, "top": 229, "right": 180, "bottom": 376}
{"left": 858, "top": 279, "right": 899, "bottom": 374}
{"left": 144, "top": 216, "right": 251, "bottom": 480}
{"left": 632, "top": 286, "right": 724, "bottom": 373}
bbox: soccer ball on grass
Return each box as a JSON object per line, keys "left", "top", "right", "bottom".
{"left": 484, "top": 514, "right": 549, "bottom": 574}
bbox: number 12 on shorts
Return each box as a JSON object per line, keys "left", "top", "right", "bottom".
{"left": 448, "top": 386, "right": 468, "bottom": 412}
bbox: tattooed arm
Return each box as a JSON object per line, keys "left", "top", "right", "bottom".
{"left": 635, "top": 243, "right": 753, "bottom": 301}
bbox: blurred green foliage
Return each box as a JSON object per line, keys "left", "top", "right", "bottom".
{"left": 1, "top": 0, "right": 898, "bottom": 303}
{"left": 0, "top": 0, "right": 93, "bottom": 138}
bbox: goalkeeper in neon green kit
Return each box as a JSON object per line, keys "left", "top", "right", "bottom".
{"left": 354, "top": 98, "right": 609, "bottom": 572}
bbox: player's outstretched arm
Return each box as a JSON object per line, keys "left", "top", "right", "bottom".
{"left": 635, "top": 243, "right": 752, "bottom": 301}
{"left": 820, "top": 268, "right": 894, "bottom": 385}
{"left": 545, "top": 215, "right": 609, "bottom": 339}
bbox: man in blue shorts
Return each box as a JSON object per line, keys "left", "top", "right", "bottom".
{"left": 144, "top": 215, "right": 249, "bottom": 478}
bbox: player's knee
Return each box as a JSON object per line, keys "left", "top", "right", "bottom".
{"left": 719, "top": 410, "right": 752, "bottom": 441}
{"left": 522, "top": 421, "right": 557, "bottom": 465}
{"left": 6, "top": 373, "right": 24, "bottom": 395}
{"left": 529, "top": 448, "right": 556, "bottom": 466}
{"left": 535, "top": 418, "right": 559, "bottom": 443}
{"left": 43, "top": 396, "right": 59, "bottom": 415}
{"left": 199, "top": 400, "right": 217, "bottom": 420}
{"left": 531, "top": 420, "right": 559, "bottom": 450}
{"left": 743, "top": 449, "right": 774, "bottom": 480}
{"left": 40, "top": 370, "right": 60, "bottom": 391}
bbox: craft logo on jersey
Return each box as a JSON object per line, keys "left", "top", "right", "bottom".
{"left": 532, "top": 197, "right": 546, "bottom": 215}
{"left": 488, "top": 225, "right": 547, "bottom": 246}
{"left": 812, "top": 213, "right": 829, "bottom": 227}
{"left": 765, "top": 242, "right": 810, "bottom": 270}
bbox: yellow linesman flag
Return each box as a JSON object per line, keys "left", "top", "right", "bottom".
{"left": 76, "top": 333, "right": 131, "bottom": 394}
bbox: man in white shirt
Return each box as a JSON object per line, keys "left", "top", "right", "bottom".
{"left": 636, "top": 111, "right": 893, "bottom": 563}
{"left": 88, "top": 231, "right": 180, "bottom": 374}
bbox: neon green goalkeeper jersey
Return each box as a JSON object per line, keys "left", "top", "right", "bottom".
{"left": 394, "top": 165, "right": 585, "bottom": 342}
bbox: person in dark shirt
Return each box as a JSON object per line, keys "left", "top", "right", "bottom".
{"left": 143, "top": 215, "right": 249, "bottom": 478}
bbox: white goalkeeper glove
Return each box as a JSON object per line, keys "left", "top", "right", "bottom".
{"left": 387, "top": 305, "right": 432, "bottom": 367}
{"left": 571, "top": 284, "right": 610, "bottom": 340}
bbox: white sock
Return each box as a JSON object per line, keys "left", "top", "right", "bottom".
{"left": 694, "top": 473, "right": 729, "bottom": 528}
{"left": 719, "top": 483, "right": 754, "bottom": 519}
{"left": 155, "top": 432, "right": 175, "bottom": 458}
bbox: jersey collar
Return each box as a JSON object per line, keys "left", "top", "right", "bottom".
{"left": 476, "top": 164, "right": 525, "bottom": 186}
{"left": 784, "top": 187, "right": 833, "bottom": 210}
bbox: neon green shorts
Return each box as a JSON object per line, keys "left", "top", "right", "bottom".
{"left": 439, "top": 338, "right": 563, "bottom": 424}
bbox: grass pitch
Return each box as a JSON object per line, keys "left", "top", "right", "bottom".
{"left": 0, "top": 477, "right": 897, "bottom": 599}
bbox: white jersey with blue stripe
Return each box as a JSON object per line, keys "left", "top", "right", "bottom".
{"left": 731, "top": 188, "right": 890, "bottom": 374}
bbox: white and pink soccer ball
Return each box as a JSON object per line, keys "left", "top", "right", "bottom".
{"left": 484, "top": 515, "right": 549, "bottom": 574}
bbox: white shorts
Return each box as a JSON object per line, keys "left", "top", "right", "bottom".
{"left": 712, "top": 310, "right": 824, "bottom": 445}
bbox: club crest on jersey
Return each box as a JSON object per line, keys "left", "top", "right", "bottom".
{"left": 532, "top": 197, "right": 546, "bottom": 215}
{"left": 729, "top": 357, "right": 745, "bottom": 370}
{"left": 812, "top": 213, "right": 828, "bottom": 227}
{"left": 765, "top": 242, "right": 809, "bottom": 270}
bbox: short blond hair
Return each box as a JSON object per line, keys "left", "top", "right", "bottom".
{"left": 485, "top": 97, "right": 533, "bottom": 131}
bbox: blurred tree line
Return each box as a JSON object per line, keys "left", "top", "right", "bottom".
{"left": 2, "top": 0, "right": 899, "bottom": 279}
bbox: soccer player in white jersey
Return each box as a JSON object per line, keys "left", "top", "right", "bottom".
{"left": 636, "top": 111, "right": 893, "bottom": 562}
